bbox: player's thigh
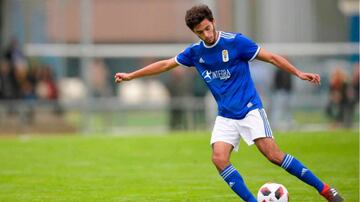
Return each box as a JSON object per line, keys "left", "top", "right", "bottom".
{"left": 210, "top": 116, "right": 241, "bottom": 151}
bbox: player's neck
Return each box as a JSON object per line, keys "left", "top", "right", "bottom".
{"left": 204, "top": 31, "right": 219, "bottom": 46}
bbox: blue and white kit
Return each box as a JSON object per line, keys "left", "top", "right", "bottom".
{"left": 175, "top": 31, "right": 273, "bottom": 149}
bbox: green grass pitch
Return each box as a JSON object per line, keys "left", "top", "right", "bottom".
{"left": 0, "top": 130, "right": 358, "bottom": 201}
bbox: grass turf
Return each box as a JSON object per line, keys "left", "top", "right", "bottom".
{"left": 0, "top": 130, "right": 358, "bottom": 201}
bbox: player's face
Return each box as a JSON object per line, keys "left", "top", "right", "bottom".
{"left": 193, "top": 19, "right": 217, "bottom": 45}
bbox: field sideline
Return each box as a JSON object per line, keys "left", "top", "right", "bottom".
{"left": 0, "top": 130, "right": 358, "bottom": 201}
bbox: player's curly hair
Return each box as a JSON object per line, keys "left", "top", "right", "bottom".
{"left": 185, "top": 4, "right": 214, "bottom": 30}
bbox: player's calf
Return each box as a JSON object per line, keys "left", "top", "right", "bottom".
{"left": 262, "top": 150, "right": 285, "bottom": 165}
{"left": 255, "top": 137, "right": 285, "bottom": 165}
{"left": 280, "top": 154, "right": 325, "bottom": 192}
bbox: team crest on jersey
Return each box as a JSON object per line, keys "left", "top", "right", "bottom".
{"left": 222, "top": 49, "right": 229, "bottom": 62}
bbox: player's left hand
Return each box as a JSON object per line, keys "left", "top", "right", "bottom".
{"left": 298, "top": 72, "right": 321, "bottom": 85}
{"left": 114, "top": 72, "right": 132, "bottom": 83}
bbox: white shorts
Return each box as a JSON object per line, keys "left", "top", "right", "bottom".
{"left": 210, "top": 108, "right": 273, "bottom": 151}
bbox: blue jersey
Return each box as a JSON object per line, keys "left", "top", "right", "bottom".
{"left": 175, "top": 31, "right": 262, "bottom": 119}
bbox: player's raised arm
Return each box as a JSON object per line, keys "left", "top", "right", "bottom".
{"left": 256, "top": 48, "right": 321, "bottom": 85}
{"left": 114, "top": 57, "right": 179, "bottom": 83}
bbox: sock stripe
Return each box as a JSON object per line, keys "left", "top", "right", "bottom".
{"left": 282, "top": 155, "right": 294, "bottom": 169}
{"left": 282, "top": 155, "right": 291, "bottom": 169}
{"left": 221, "top": 167, "right": 235, "bottom": 178}
{"left": 281, "top": 154, "right": 291, "bottom": 168}
{"left": 222, "top": 168, "right": 236, "bottom": 179}
{"left": 285, "top": 156, "right": 294, "bottom": 169}
{"left": 220, "top": 165, "right": 234, "bottom": 176}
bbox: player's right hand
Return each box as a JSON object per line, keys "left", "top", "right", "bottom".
{"left": 298, "top": 72, "right": 321, "bottom": 85}
{"left": 114, "top": 73, "right": 132, "bottom": 83}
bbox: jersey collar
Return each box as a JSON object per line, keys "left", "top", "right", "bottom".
{"left": 202, "top": 31, "right": 221, "bottom": 48}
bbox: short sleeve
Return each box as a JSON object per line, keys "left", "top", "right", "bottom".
{"left": 175, "top": 46, "right": 194, "bottom": 67}
{"left": 236, "top": 34, "right": 260, "bottom": 61}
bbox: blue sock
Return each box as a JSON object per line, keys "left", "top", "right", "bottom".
{"left": 220, "top": 164, "right": 257, "bottom": 202}
{"left": 281, "top": 154, "right": 324, "bottom": 192}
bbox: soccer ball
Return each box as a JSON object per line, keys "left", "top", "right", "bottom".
{"left": 257, "top": 183, "right": 289, "bottom": 202}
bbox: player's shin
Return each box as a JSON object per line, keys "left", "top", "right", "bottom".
{"left": 220, "top": 164, "right": 257, "bottom": 202}
{"left": 280, "top": 154, "right": 325, "bottom": 193}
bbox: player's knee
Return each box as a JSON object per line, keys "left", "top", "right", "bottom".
{"left": 211, "top": 155, "right": 229, "bottom": 168}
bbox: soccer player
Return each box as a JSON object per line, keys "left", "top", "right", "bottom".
{"left": 114, "top": 4, "right": 344, "bottom": 202}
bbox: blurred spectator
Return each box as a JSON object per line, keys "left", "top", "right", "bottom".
{"left": 0, "top": 59, "right": 18, "bottom": 116}
{"left": 89, "top": 58, "right": 111, "bottom": 97}
{"left": 2, "top": 38, "right": 37, "bottom": 124}
{"left": 36, "top": 65, "right": 62, "bottom": 115}
{"left": 4, "top": 38, "right": 27, "bottom": 70}
{"left": 325, "top": 67, "right": 354, "bottom": 128}
{"left": 18, "top": 66, "right": 37, "bottom": 101}
{"left": 166, "top": 67, "right": 193, "bottom": 130}
{"left": 36, "top": 65, "right": 58, "bottom": 101}
{"left": 0, "top": 39, "right": 63, "bottom": 128}
{"left": 346, "top": 64, "right": 360, "bottom": 127}
{"left": 250, "top": 61, "right": 273, "bottom": 102}
{"left": 351, "top": 64, "right": 359, "bottom": 105}
{"left": 4, "top": 38, "right": 28, "bottom": 94}
{"left": 191, "top": 69, "right": 208, "bottom": 130}
{"left": 270, "top": 68, "right": 293, "bottom": 130}
{"left": 0, "top": 59, "right": 18, "bottom": 100}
